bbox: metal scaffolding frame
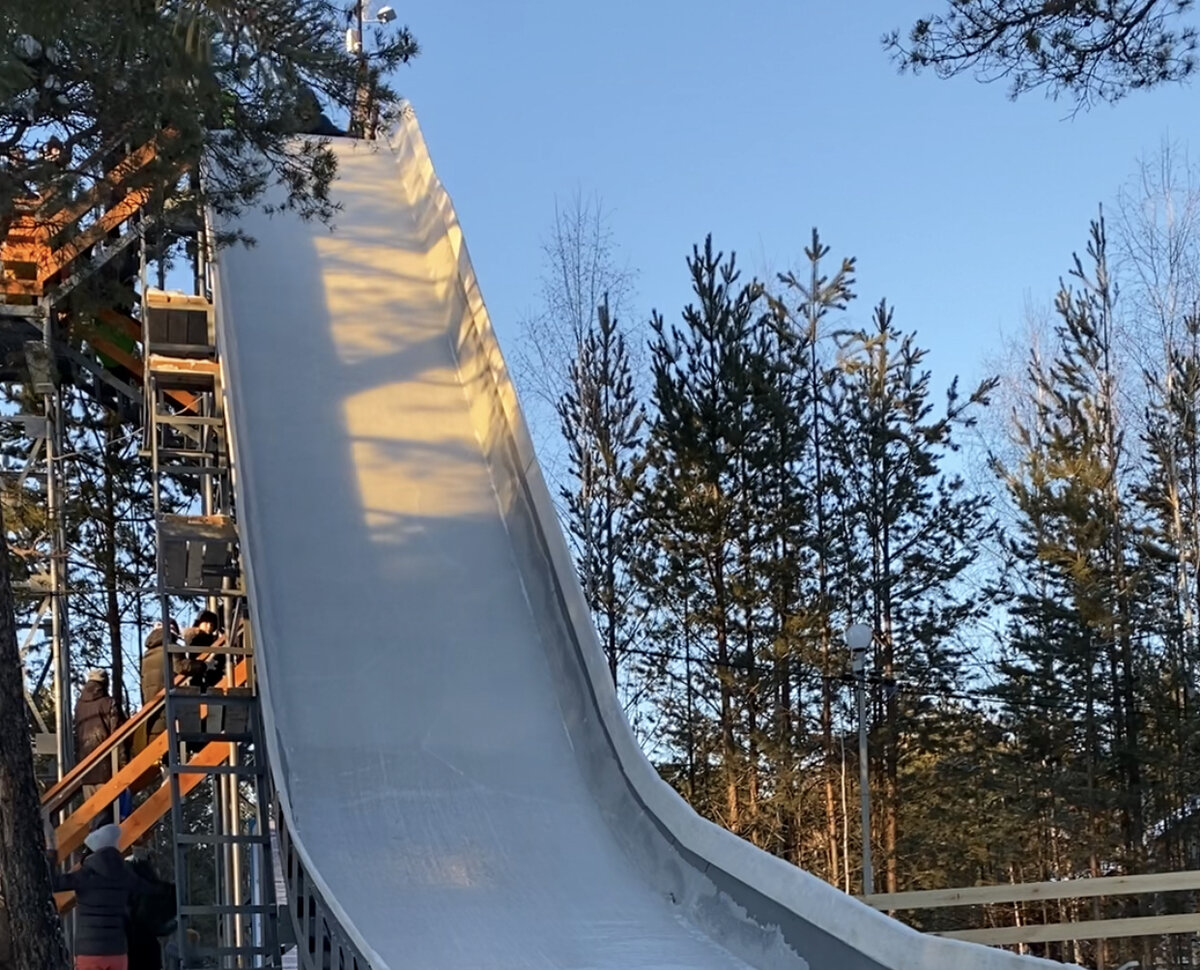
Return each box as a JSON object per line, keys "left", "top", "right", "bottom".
{"left": 2, "top": 155, "right": 281, "bottom": 966}
{"left": 143, "top": 268, "right": 280, "bottom": 968}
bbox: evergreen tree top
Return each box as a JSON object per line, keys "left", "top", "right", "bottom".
{"left": 1, "top": 0, "right": 418, "bottom": 234}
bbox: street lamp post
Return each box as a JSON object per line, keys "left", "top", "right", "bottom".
{"left": 347, "top": 2, "right": 395, "bottom": 137}
{"left": 845, "top": 622, "right": 874, "bottom": 896}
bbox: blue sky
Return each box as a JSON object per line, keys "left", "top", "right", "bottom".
{"left": 391, "top": 0, "right": 1194, "bottom": 403}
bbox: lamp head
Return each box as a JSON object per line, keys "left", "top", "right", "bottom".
{"left": 845, "top": 623, "right": 873, "bottom": 653}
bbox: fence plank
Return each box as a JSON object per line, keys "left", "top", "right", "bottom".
{"left": 935, "top": 913, "right": 1200, "bottom": 946}
{"left": 861, "top": 870, "right": 1200, "bottom": 910}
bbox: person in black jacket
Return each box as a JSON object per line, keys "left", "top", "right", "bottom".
{"left": 182, "top": 610, "right": 225, "bottom": 689}
{"left": 49, "top": 824, "right": 154, "bottom": 969}
{"left": 125, "top": 854, "right": 175, "bottom": 970}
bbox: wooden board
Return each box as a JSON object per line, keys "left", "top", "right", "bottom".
{"left": 160, "top": 513, "right": 237, "bottom": 541}
{"left": 861, "top": 869, "right": 1200, "bottom": 910}
{"left": 936, "top": 913, "right": 1200, "bottom": 946}
{"left": 147, "top": 353, "right": 219, "bottom": 376}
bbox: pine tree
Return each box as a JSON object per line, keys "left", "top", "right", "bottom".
{"left": 772, "top": 230, "right": 856, "bottom": 881}
{"left": 995, "top": 215, "right": 1144, "bottom": 919}
{"left": 639, "top": 237, "right": 771, "bottom": 834}
{"left": 556, "top": 295, "right": 646, "bottom": 695}
{"left": 832, "top": 299, "right": 998, "bottom": 892}
{"left": 1133, "top": 309, "right": 1200, "bottom": 873}
{"left": 65, "top": 390, "right": 166, "bottom": 710}
{"left": 885, "top": 0, "right": 1196, "bottom": 106}
{"left": 2, "top": 0, "right": 419, "bottom": 227}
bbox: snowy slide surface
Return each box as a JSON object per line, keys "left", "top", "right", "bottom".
{"left": 212, "top": 107, "right": 1068, "bottom": 970}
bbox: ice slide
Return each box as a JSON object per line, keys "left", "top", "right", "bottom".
{"left": 211, "top": 106, "right": 1069, "bottom": 970}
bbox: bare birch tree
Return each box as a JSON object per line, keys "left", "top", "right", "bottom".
{"left": 512, "top": 192, "right": 636, "bottom": 493}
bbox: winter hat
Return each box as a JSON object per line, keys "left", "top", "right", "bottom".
{"left": 83, "top": 823, "right": 122, "bottom": 853}
{"left": 86, "top": 668, "right": 107, "bottom": 683}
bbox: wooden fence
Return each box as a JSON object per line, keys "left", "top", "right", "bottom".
{"left": 861, "top": 871, "right": 1200, "bottom": 946}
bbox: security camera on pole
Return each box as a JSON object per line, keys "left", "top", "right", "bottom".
{"left": 845, "top": 622, "right": 874, "bottom": 896}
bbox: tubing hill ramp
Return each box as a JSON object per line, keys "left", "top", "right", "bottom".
{"left": 212, "top": 106, "right": 1069, "bottom": 970}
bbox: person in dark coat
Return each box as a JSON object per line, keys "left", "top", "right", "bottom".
{"left": 74, "top": 669, "right": 123, "bottom": 825}
{"left": 139, "top": 620, "right": 181, "bottom": 745}
{"left": 49, "top": 824, "right": 154, "bottom": 969}
{"left": 125, "top": 854, "right": 175, "bottom": 970}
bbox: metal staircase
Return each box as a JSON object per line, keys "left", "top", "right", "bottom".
{"left": 144, "top": 286, "right": 280, "bottom": 968}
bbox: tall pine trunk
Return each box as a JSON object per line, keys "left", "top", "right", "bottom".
{"left": 0, "top": 501, "right": 70, "bottom": 969}
{"left": 712, "top": 559, "right": 738, "bottom": 831}
{"left": 811, "top": 307, "right": 839, "bottom": 886}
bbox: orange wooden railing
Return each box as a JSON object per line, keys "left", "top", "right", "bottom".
{"left": 1, "top": 133, "right": 170, "bottom": 301}
{"left": 47, "top": 658, "right": 247, "bottom": 913}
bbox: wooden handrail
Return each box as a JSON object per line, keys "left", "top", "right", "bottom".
{"left": 95, "top": 308, "right": 201, "bottom": 409}
{"left": 96, "top": 307, "right": 140, "bottom": 341}
{"left": 53, "top": 731, "right": 170, "bottom": 862}
{"left": 1, "top": 131, "right": 180, "bottom": 299}
{"left": 860, "top": 868, "right": 1200, "bottom": 910}
{"left": 50, "top": 660, "right": 247, "bottom": 855}
{"left": 55, "top": 741, "right": 232, "bottom": 914}
{"left": 935, "top": 913, "right": 1200, "bottom": 946}
{"left": 41, "top": 649, "right": 231, "bottom": 814}
{"left": 29, "top": 137, "right": 162, "bottom": 244}
{"left": 24, "top": 128, "right": 141, "bottom": 219}
{"left": 861, "top": 869, "right": 1200, "bottom": 948}
{"left": 37, "top": 182, "right": 153, "bottom": 284}
{"left": 41, "top": 690, "right": 162, "bottom": 815}
{"left": 50, "top": 658, "right": 249, "bottom": 913}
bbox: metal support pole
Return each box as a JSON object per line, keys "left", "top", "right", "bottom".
{"left": 211, "top": 776, "right": 229, "bottom": 967}
{"left": 227, "top": 749, "right": 245, "bottom": 962}
{"left": 350, "top": 1, "right": 373, "bottom": 137}
{"left": 43, "top": 319, "right": 73, "bottom": 779}
{"left": 856, "top": 673, "right": 873, "bottom": 896}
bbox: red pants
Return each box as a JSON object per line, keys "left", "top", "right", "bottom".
{"left": 76, "top": 957, "right": 127, "bottom": 970}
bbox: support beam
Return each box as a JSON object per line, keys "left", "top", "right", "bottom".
{"left": 57, "top": 341, "right": 143, "bottom": 407}
{"left": 38, "top": 315, "right": 73, "bottom": 779}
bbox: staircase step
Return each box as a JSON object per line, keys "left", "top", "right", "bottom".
{"left": 159, "top": 513, "right": 237, "bottom": 542}
{"left": 154, "top": 463, "right": 227, "bottom": 477}
{"left": 148, "top": 353, "right": 219, "bottom": 376}
{"left": 173, "top": 731, "right": 255, "bottom": 744}
{"left": 170, "top": 762, "right": 264, "bottom": 776}
{"left": 152, "top": 447, "right": 223, "bottom": 461}
{"left": 160, "top": 584, "right": 245, "bottom": 597}
{"left": 154, "top": 413, "right": 225, "bottom": 428}
{"left": 185, "top": 944, "right": 277, "bottom": 960}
